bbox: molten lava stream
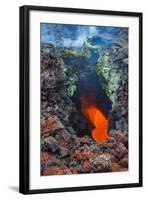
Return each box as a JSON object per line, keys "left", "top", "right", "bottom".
{"left": 80, "top": 96, "right": 108, "bottom": 143}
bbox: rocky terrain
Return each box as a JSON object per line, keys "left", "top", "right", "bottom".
{"left": 102, "top": 28, "right": 128, "bottom": 132}
{"left": 40, "top": 30, "right": 129, "bottom": 176}
{"left": 41, "top": 129, "right": 128, "bottom": 175}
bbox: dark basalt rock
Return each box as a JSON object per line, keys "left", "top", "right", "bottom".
{"left": 41, "top": 136, "right": 59, "bottom": 153}
{"left": 41, "top": 43, "right": 89, "bottom": 138}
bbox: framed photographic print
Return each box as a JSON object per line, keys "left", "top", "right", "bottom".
{"left": 19, "top": 5, "right": 143, "bottom": 194}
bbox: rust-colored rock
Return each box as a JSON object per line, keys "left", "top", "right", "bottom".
{"left": 70, "top": 149, "right": 93, "bottom": 161}
{"left": 61, "top": 166, "right": 72, "bottom": 175}
{"left": 43, "top": 166, "right": 63, "bottom": 175}
{"left": 41, "top": 57, "right": 49, "bottom": 70}
{"left": 41, "top": 116, "right": 64, "bottom": 135}
{"left": 42, "top": 166, "right": 72, "bottom": 176}
{"left": 70, "top": 167, "right": 77, "bottom": 174}
{"left": 110, "top": 155, "right": 118, "bottom": 163}
{"left": 41, "top": 151, "right": 52, "bottom": 163}
{"left": 112, "top": 162, "right": 121, "bottom": 172}
{"left": 70, "top": 149, "right": 82, "bottom": 160}
{"left": 119, "top": 157, "right": 128, "bottom": 168}
{"left": 119, "top": 167, "right": 128, "bottom": 172}
{"left": 82, "top": 160, "right": 91, "bottom": 173}
{"left": 56, "top": 131, "right": 71, "bottom": 147}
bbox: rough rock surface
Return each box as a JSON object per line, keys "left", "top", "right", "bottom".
{"left": 106, "top": 29, "right": 128, "bottom": 132}
{"left": 40, "top": 43, "right": 128, "bottom": 175}
{"left": 41, "top": 129, "right": 128, "bottom": 175}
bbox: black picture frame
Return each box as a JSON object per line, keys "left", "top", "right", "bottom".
{"left": 19, "top": 5, "right": 143, "bottom": 194}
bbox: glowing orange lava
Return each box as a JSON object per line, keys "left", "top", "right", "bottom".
{"left": 80, "top": 96, "right": 108, "bottom": 143}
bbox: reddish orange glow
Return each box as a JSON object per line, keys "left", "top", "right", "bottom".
{"left": 80, "top": 96, "right": 108, "bottom": 143}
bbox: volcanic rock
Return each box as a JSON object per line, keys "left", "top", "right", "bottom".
{"left": 82, "top": 160, "right": 92, "bottom": 173}
{"left": 41, "top": 116, "right": 64, "bottom": 135}
{"left": 90, "top": 154, "right": 112, "bottom": 172}
{"left": 40, "top": 40, "right": 129, "bottom": 176}
{"left": 41, "top": 151, "right": 52, "bottom": 163}
{"left": 119, "top": 157, "right": 128, "bottom": 168}
{"left": 114, "top": 143, "right": 127, "bottom": 160}
{"left": 42, "top": 166, "right": 72, "bottom": 176}
{"left": 111, "top": 162, "right": 121, "bottom": 172}
{"left": 59, "top": 146, "right": 69, "bottom": 157}
{"left": 41, "top": 136, "right": 59, "bottom": 152}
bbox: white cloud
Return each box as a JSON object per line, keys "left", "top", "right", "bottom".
{"left": 63, "top": 34, "right": 87, "bottom": 47}
{"left": 89, "top": 26, "right": 99, "bottom": 36}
